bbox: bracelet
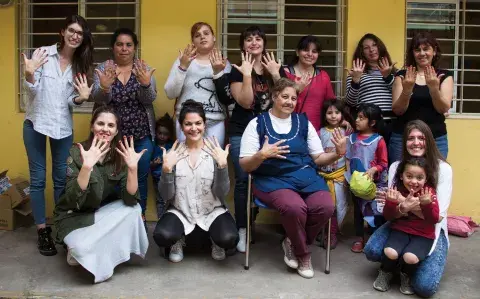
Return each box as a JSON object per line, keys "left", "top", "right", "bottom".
{"left": 401, "top": 90, "right": 413, "bottom": 97}
{"left": 178, "top": 65, "right": 187, "bottom": 72}
{"left": 337, "top": 151, "right": 346, "bottom": 157}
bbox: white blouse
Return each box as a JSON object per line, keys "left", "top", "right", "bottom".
{"left": 166, "top": 149, "right": 228, "bottom": 234}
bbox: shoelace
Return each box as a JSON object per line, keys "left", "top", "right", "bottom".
{"left": 284, "top": 239, "right": 294, "bottom": 258}
{"left": 298, "top": 257, "right": 312, "bottom": 269}
{"left": 171, "top": 238, "right": 185, "bottom": 253}
{"left": 212, "top": 243, "right": 223, "bottom": 255}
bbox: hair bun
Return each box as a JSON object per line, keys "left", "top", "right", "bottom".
{"left": 182, "top": 99, "right": 203, "bottom": 109}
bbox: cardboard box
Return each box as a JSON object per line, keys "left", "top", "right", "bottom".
{"left": 0, "top": 171, "right": 34, "bottom": 230}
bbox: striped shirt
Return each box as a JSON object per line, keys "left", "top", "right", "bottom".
{"left": 345, "top": 70, "right": 394, "bottom": 116}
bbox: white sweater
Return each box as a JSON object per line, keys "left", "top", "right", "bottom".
{"left": 164, "top": 58, "right": 231, "bottom": 122}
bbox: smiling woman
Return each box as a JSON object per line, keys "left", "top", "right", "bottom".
{"left": 21, "top": 15, "right": 94, "bottom": 257}
{"left": 92, "top": 28, "right": 157, "bottom": 227}
{"left": 54, "top": 105, "right": 149, "bottom": 284}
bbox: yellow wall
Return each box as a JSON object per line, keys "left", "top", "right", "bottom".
{"left": 0, "top": 0, "right": 478, "bottom": 223}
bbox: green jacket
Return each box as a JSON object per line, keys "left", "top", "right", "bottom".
{"left": 54, "top": 144, "right": 140, "bottom": 243}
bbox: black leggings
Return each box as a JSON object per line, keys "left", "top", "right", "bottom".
{"left": 153, "top": 212, "right": 239, "bottom": 250}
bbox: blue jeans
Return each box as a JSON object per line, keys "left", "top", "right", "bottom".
{"left": 389, "top": 132, "right": 448, "bottom": 163}
{"left": 230, "top": 136, "right": 248, "bottom": 228}
{"left": 23, "top": 120, "right": 73, "bottom": 225}
{"left": 364, "top": 222, "right": 449, "bottom": 298}
{"left": 134, "top": 136, "right": 154, "bottom": 215}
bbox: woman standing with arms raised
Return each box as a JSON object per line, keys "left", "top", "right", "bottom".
{"left": 92, "top": 28, "right": 157, "bottom": 225}
{"left": 22, "top": 15, "right": 94, "bottom": 256}
{"left": 345, "top": 33, "right": 397, "bottom": 143}
{"left": 164, "top": 22, "right": 232, "bottom": 146}
{"left": 390, "top": 32, "right": 453, "bottom": 162}
{"left": 228, "top": 25, "right": 285, "bottom": 252}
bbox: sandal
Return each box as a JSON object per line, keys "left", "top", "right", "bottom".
{"left": 351, "top": 238, "right": 364, "bottom": 253}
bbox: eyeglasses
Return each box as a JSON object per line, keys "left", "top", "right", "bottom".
{"left": 66, "top": 27, "right": 84, "bottom": 38}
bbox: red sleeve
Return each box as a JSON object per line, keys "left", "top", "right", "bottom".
{"left": 383, "top": 200, "right": 399, "bottom": 221}
{"left": 322, "top": 71, "right": 336, "bottom": 100}
{"left": 372, "top": 138, "right": 388, "bottom": 174}
{"left": 420, "top": 187, "right": 440, "bottom": 224}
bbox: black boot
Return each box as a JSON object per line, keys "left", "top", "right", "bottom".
{"left": 37, "top": 227, "right": 57, "bottom": 256}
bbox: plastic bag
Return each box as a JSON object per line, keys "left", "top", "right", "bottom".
{"left": 350, "top": 170, "right": 376, "bottom": 200}
{"left": 447, "top": 215, "right": 479, "bottom": 237}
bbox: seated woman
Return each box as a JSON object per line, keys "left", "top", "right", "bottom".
{"left": 54, "top": 105, "right": 149, "bottom": 283}
{"left": 364, "top": 120, "right": 452, "bottom": 298}
{"left": 152, "top": 100, "right": 238, "bottom": 263}
{"left": 239, "top": 78, "right": 346, "bottom": 279}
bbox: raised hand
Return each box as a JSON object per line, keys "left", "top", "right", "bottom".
{"left": 78, "top": 135, "right": 110, "bottom": 169}
{"left": 232, "top": 51, "right": 254, "bottom": 77}
{"left": 401, "top": 189, "right": 420, "bottom": 213}
{"left": 400, "top": 65, "right": 416, "bottom": 94}
{"left": 73, "top": 73, "right": 93, "bottom": 102}
{"left": 162, "top": 140, "right": 188, "bottom": 173}
{"left": 95, "top": 60, "right": 118, "bottom": 91}
{"left": 260, "top": 136, "right": 290, "bottom": 160}
{"left": 133, "top": 59, "right": 156, "bottom": 86}
{"left": 295, "top": 71, "right": 311, "bottom": 92}
{"left": 209, "top": 48, "right": 227, "bottom": 75}
{"left": 204, "top": 136, "right": 230, "bottom": 169}
{"left": 425, "top": 65, "right": 444, "bottom": 91}
{"left": 261, "top": 51, "right": 281, "bottom": 77}
{"left": 331, "top": 128, "right": 347, "bottom": 156}
{"left": 116, "top": 136, "right": 147, "bottom": 170}
{"left": 179, "top": 44, "right": 197, "bottom": 70}
{"left": 378, "top": 57, "right": 397, "bottom": 78}
{"left": 346, "top": 58, "right": 365, "bottom": 83}
{"left": 419, "top": 187, "right": 433, "bottom": 205}
{"left": 22, "top": 48, "right": 48, "bottom": 76}
{"left": 385, "top": 187, "right": 400, "bottom": 202}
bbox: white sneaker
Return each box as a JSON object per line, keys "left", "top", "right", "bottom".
{"left": 169, "top": 237, "right": 185, "bottom": 263}
{"left": 236, "top": 228, "right": 246, "bottom": 253}
{"left": 211, "top": 240, "right": 226, "bottom": 261}
{"left": 66, "top": 250, "right": 80, "bottom": 266}
{"left": 297, "top": 255, "right": 314, "bottom": 279}
{"left": 282, "top": 238, "right": 298, "bottom": 269}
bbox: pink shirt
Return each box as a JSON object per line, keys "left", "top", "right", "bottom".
{"left": 285, "top": 69, "right": 336, "bottom": 131}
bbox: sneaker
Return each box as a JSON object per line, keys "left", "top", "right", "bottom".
{"left": 373, "top": 269, "right": 394, "bottom": 292}
{"left": 236, "top": 228, "right": 246, "bottom": 253}
{"left": 169, "top": 236, "right": 185, "bottom": 263}
{"left": 37, "top": 227, "right": 57, "bottom": 256}
{"left": 400, "top": 272, "right": 415, "bottom": 295}
{"left": 211, "top": 240, "right": 226, "bottom": 261}
{"left": 297, "top": 255, "right": 314, "bottom": 279}
{"left": 281, "top": 238, "right": 298, "bottom": 269}
{"left": 351, "top": 237, "right": 364, "bottom": 253}
{"left": 66, "top": 249, "right": 80, "bottom": 266}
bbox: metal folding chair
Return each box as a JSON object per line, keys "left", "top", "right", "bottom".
{"left": 244, "top": 174, "right": 332, "bottom": 274}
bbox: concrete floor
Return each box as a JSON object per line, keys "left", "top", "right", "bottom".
{"left": 0, "top": 224, "right": 478, "bottom": 299}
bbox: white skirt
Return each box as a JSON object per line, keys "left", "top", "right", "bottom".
{"left": 64, "top": 200, "right": 149, "bottom": 283}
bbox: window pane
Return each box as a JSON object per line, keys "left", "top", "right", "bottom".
{"left": 86, "top": 3, "right": 136, "bottom": 18}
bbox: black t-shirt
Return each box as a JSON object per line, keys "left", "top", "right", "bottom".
{"left": 392, "top": 69, "right": 453, "bottom": 138}
{"left": 228, "top": 66, "right": 286, "bottom": 136}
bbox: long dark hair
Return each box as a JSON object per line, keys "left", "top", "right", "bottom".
{"left": 401, "top": 120, "right": 446, "bottom": 187}
{"left": 321, "top": 99, "right": 346, "bottom": 128}
{"left": 352, "top": 33, "right": 395, "bottom": 73}
{"left": 405, "top": 32, "right": 442, "bottom": 68}
{"left": 394, "top": 157, "right": 434, "bottom": 194}
{"left": 60, "top": 15, "right": 93, "bottom": 75}
{"left": 84, "top": 105, "right": 123, "bottom": 174}
{"left": 291, "top": 35, "right": 322, "bottom": 65}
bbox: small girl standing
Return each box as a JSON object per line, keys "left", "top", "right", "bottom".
{"left": 373, "top": 157, "right": 439, "bottom": 295}
{"left": 151, "top": 113, "right": 174, "bottom": 220}
{"left": 318, "top": 99, "right": 349, "bottom": 248}
{"left": 345, "top": 103, "right": 388, "bottom": 253}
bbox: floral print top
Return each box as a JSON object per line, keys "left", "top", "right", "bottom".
{"left": 110, "top": 74, "right": 150, "bottom": 140}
